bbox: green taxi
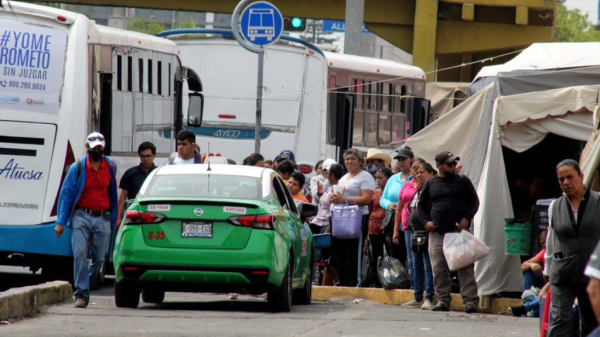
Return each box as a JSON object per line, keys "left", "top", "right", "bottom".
{"left": 113, "top": 164, "right": 316, "bottom": 312}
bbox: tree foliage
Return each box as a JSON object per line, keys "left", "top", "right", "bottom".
{"left": 554, "top": 3, "right": 600, "bottom": 42}
{"left": 173, "top": 16, "right": 197, "bottom": 30}
{"left": 127, "top": 17, "right": 165, "bottom": 35}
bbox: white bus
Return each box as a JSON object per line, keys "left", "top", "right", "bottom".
{"left": 0, "top": 2, "right": 203, "bottom": 281}
{"left": 159, "top": 29, "right": 429, "bottom": 172}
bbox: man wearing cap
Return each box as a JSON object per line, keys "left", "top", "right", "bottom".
{"left": 417, "top": 150, "right": 480, "bottom": 313}
{"left": 585, "top": 242, "right": 600, "bottom": 337}
{"left": 365, "top": 148, "right": 392, "bottom": 176}
{"left": 55, "top": 132, "right": 118, "bottom": 308}
{"left": 310, "top": 158, "right": 336, "bottom": 205}
{"left": 380, "top": 147, "right": 414, "bottom": 265}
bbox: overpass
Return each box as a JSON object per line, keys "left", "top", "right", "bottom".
{"left": 44, "top": 0, "right": 556, "bottom": 81}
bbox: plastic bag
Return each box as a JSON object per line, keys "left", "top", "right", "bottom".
{"left": 377, "top": 247, "right": 409, "bottom": 289}
{"left": 443, "top": 230, "right": 490, "bottom": 271}
{"left": 361, "top": 244, "right": 375, "bottom": 287}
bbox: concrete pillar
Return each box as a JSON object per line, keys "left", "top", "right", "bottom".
{"left": 344, "top": 0, "right": 365, "bottom": 56}
{"left": 413, "top": 0, "right": 439, "bottom": 82}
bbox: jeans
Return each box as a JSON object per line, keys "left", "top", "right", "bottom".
{"left": 523, "top": 270, "right": 546, "bottom": 291}
{"left": 411, "top": 242, "right": 434, "bottom": 302}
{"left": 71, "top": 209, "right": 111, "bottom": 301}
{"left": 404, "top": 230, "right": 415, "bottom": 290}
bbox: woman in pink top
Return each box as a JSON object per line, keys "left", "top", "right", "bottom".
{"left": 392, "top": 158, "right": 425, "bottom": 289}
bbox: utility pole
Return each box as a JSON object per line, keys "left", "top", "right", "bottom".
{"left": 344, "top": 0, "right": 364, "bottom": 55}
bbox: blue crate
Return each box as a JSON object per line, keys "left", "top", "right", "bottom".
{"left": 314, "top": 233, "right": 331, "bottom": 249}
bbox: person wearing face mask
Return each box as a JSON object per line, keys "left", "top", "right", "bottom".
{"left": 365, "top": 148, "right": 392, "bottom": 176}
{"left": 55, "top": 132, "right": 118, "bottom": 308}
{"left": 417, "top": 151, "right": 480, "bottom": 313}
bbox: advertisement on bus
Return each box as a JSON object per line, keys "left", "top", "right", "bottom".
{"left": 0, "top": 21, "right": 67, "bottom": 114}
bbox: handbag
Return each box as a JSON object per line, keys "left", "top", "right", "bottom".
{"left": 380, "top": 211, "right": 395, "bottom": 232}
{"left": 331, "top": 202, "right": 363, "bottom": 239}
{"left": 411, "top": 230, "right": 428, "bottom": 253}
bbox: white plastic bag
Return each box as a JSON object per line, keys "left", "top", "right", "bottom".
{"left": 443, "top": 230, "right": 490, "bottom": 271}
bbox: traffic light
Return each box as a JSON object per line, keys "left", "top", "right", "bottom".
{"left": 283, "top": 17, "right": 306, "bottom": 32}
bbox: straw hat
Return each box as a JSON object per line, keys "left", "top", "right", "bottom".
{"left": 365, "top": 148, "right": 392, "bottom": 167}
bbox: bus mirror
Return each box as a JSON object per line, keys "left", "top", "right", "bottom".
{"left": 188, "top": 93, "right": 203, "bottom": 127}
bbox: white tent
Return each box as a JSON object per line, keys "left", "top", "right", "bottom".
{"left": 407, "top": 85, "right": 598, "bottom": 295}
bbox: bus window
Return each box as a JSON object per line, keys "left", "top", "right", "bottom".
{"left": 158, "top": 61, "right": 162, "bottom": 96}
{"left": 117, "top": 55, "right": 122, "bottom": 91}
{"left": 138, "top": 58, "right": 144, "bottom": 93}
{"left": 364, "top": 81, "right": 371, "bottom": 110}
{"left": 353, "top": 110, "right": 364, "bottom": 146}
{"left": 378, "top": 113, "right": 391, "bottom": 145}
{"left": 127, "top": 56, "right": 133, "bottom": 92}
{"left": 370, "top": 82, "right": 377, "bottom": 111}
{"left": 148, "top": 59, "right": 153, "bottom": 94}
{"left": 391, "top": 113, "right": 406, "bottom": 143}
{"left": 382, "top": 84, "right": 390, "bottom": 112}
{"left": 353, "top": 79, "right": 363, "bottom": 110}
{"left": 329, "top": 75, "right": 336, "bottom": 89}
{"left": 168, "top": 63, "right": 172, "bottom": 97}
{"left": 365, "top": 112, "right": 378, "bottom": 147}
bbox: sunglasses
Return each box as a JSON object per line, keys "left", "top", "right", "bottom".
{"left": 88, "top": 136, "right": 105, "bottom": 142}
{"left": 445, "top": 162, "right": 457, "bottom": 167}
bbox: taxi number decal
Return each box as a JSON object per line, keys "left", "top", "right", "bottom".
{"left": 301, "top": 239, "right": 308, "bottom": 257}
{"left": 223, "top": 206, "right": 246, "bottom": 214}
{"left": 148, "top": 231, "right": 166, "bottom": 240}
{"left": 149, "top": 205, "right": 170, "bottom": 211}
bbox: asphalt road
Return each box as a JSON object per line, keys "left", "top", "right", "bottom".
{"left": 0, "top": 266, "right": 540, "bottom": 337}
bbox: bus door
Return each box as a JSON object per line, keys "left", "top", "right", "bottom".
{"left": 327, "top": 91, "right": 354, "bottom": 164}
{"left": 406, "top": 97, "right": 431, "bottom": 137}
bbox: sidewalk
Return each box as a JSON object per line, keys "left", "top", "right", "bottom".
{"left": 0, "top": 281, "right": 72, "bottom": 321}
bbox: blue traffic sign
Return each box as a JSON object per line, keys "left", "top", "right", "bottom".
{"left": 240, "top": 1, "right": 283, "bottom": 47}
{"left": 322, "top": 20, "right": 370, "bottom": 34}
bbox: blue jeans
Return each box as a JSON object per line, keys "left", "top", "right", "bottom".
{"left": 71, "top": 209, "right": 111, "bottom": 301}
{"left": 524, "top": 270, "right": 546, "bottom": 291}
{"left": 404, "top": 230, "right": 415, "bottom": 290}
{"left": 411, "top": 241, "right": 434, "bottom": 302}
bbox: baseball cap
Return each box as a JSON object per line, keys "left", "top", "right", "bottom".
{"left": 394, "top": 147, "right": 414, "bottom": 160}
{"left": 86, "top": 132, "right": 106, "bottom": 149}
{"left": 322, "top": 158, "right": 337, "bottom": 171}
{"left": 435, "top": 151, "right": 460, "bottom": 164}
{"left": 280, "top": 149, "right": 295, "bottom": 161}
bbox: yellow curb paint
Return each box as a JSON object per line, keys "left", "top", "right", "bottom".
{"left": 312, "top": 286, "right": 523, "bottom": 315}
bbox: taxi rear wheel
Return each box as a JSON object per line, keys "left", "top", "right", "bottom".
{"left": 115, "top": 282, "right": 140, "bottom": 308}
{"left": 142, "top": 288, "right": 165, "bottom": 304}
{"left": 268, "top": 255, "right": 293, "bottom": 312}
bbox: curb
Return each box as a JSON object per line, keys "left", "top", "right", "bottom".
{"left": 0, "top": 281, "right": 73, "bottom": 321}
{"left": 312, "top": 286, "right": 523, "bottom": 315}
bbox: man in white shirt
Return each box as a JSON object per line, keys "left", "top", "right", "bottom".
{"left": 169, "top": 130, "right": 203, "bottom": 164}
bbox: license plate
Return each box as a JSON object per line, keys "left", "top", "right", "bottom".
{"left": 181, "top": 222, "right": 213, "bottom": 238}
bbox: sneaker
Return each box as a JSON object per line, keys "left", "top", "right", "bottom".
{"left": 431, "top": 303, "right": 450, "bottom": 312}
{"left": 465, "top": 303, "right": 478, "bottom": 314}
{"left": 401, "top": 299, "right": 423, "bottom": 308}
{"left": 508, "top": 305, "right": 527, "bottom": 317}
{"left": 74, "top": 297, "right": 88, "bottom": 308}
{"left": 421, "top": 299, "right": 434, "bottom": 310}
{"left": 228, "top": 293, "right": 239, "bottom": 300}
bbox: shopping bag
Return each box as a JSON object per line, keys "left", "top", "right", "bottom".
{"left": 361, "top": 243, "right": 375, "bottom": 287}
{"left": 443, "top": 230, "right": 490, "bottom": 271}
{"left": 331, "top": 204, "right": 363, "bottom": 239}
{"left": 376, "top": 247, "right": 409, "bottom": 289}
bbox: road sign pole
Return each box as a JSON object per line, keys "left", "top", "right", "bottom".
{"left": 255, "top": 49, "right": 264, "bottom": 154}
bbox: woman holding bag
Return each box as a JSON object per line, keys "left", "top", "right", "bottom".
{"left": 397, "top": 162, "right": 436, "bottom": 309}
{"left": 392, "top": 158, "right": 426, "bottom": 289}
{"left": 329, "top": 149, "right": 375, "bottom": 287}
